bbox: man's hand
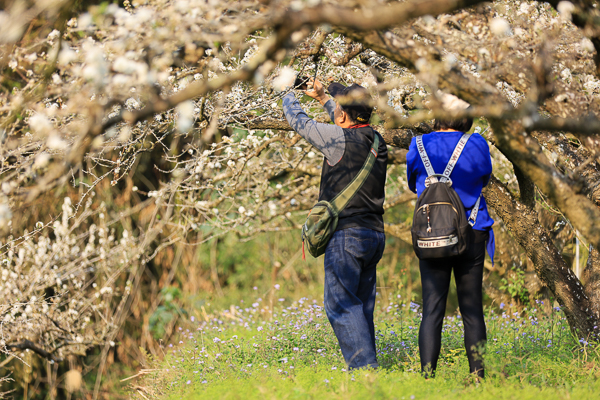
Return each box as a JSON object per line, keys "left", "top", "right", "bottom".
{"left": 304, "top": 78, "right": 330, "bottom": 105}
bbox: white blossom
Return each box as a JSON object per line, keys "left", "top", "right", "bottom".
{"left": 28, "top": 114, "right": 53, "bottom": 135}
{"left": 272, "top": 67, "right": 296, "bottom": 91}
{"left": 490, "top": 18, "right": 511, "bottom": 36}
{"left": 176, "top": 101, "right": 195, "bottom": 132}
{"left": 557, "top": 2, "right": 575, "bottom": 21}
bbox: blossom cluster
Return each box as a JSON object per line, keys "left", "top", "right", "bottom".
{"left": 0, "top": 196, "right": 139, "bottom": 362}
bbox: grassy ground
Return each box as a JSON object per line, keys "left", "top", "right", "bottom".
{"left": 131, "top": 292, "right": 600, "bottom": 399}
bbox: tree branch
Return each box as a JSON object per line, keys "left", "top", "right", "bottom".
{"left": 490, "top": 117, "right": 600, "bottom": 249}
{"left": 8, "top": 340, "right": 61, "bottom": 362}
{"left": 527, "top": 115, "right": 600, "bottom": 141}
{"left": 277, "top": 0, "right": 487, "bottom": 33}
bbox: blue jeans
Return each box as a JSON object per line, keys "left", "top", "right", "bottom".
{"left": 323, "top": 227, "right": 385, "bottom": 369}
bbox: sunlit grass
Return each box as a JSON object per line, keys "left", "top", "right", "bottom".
{"left": 133, "top": 293, "right": 600, "bottom": 399}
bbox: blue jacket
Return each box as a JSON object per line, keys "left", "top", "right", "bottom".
{"left": 406, "top": 131, "right": 495, "bottom": 262}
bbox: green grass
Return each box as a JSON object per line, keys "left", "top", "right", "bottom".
{"left": 132, "top": 294, "right": 600, "bottom": 399}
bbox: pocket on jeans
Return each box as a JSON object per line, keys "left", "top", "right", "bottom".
{"left": 344, "top": 231, "right": 378, "bottom": 259}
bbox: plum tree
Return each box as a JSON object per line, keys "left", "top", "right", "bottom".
{"left": 3, "top": 0, "right": 600, "bottom": 395}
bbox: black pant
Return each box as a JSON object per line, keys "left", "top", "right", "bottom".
{"left": 418, "top": 235, "right": 487, "bottom": 378}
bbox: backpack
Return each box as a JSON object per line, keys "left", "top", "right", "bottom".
{"left": 410, "top": 133, "right": 481, "bottom": 259}
{"left": 302, "top": 134, "right": 379, "bottom": 258}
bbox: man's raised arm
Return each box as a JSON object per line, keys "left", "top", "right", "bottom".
{"left": 281, "top": 80, "right": 345, "bottom": 165}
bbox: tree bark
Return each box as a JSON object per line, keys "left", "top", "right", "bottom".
{"left": 484, "top": 176, "right": 599, "bottom": 338}
{"left": 489, "top": 118, "right": 600, "bottom": 250}
{"left": 514, "top": 166, "right": 536, "bottom": 209}
{"left": 583, "top": 246, "right": 600, "bottom": 320}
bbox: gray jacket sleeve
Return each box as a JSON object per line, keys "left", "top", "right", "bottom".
{"left": 324, "top": 99, "right": 336, "bottom": 122}
{"left": 282, "top": 93, "right": 345, "bottom": 166}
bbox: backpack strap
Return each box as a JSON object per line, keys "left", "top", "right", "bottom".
{"left": 442, "top": 133, "right": 472, "bottom": 181}
{"left": 417, "top": 133, "right": 482, "bottom": 226}
{"left": 444, "top": 133, "right": 481, "bottom": 226}
{"left": 468, "top": 195, "right": 481, "bottom": 227}
{"left": 415, "top": 135, "right": 436, "bottom": 178}
{"left": 329, "top": 133, "right": 379, "bottom": 213}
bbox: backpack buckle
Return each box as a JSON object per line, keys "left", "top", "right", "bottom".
{"left": 425, "top": 174, "right": 452, "bottom": 187}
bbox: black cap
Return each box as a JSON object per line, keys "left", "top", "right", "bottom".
{"left": 328, "top": 82, "right": 373, "bottom": 123}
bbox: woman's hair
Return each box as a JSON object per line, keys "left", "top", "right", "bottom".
{"left": 433, "top": 118, "right": 473, "bottom": 132}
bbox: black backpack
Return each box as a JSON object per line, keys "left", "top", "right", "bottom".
{"left": 410, "top": 134, "right": 481, "bottom": 259}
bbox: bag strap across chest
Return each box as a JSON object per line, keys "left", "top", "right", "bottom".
{"left": 415, "top": 133, "right": 481, "bottom": 227}
{"left": 329, "top": 133, "right": 379, "bottom": 214}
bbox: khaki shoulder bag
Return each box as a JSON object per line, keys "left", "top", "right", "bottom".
{"left": 302, "top": 134, "right": 379, "bottom": 258}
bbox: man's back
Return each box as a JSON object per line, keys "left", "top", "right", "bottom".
{"left": 319, "top": 126, "right": 387, "bottom": 232}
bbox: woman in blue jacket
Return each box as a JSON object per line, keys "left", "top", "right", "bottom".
{"left": 406, "top": 115, "right": 494, "bottom": 379}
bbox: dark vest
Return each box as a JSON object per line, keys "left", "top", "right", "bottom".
{"left": 318, "top": 126, "right": 388, "bottom": 232}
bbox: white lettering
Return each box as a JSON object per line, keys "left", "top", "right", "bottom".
{"left": 417, "top": 236, "right": 458, "bottom": 248}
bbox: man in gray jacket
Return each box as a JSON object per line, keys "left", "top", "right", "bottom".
{"left": 281, "top": 78, "right": 388, "bottom": 369}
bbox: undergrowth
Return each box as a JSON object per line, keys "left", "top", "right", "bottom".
{"left": 130, "top": 293, "right": 600, "bottom": 399}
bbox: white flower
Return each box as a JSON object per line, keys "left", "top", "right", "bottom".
{"left": 581, "top": 38, "right": 595, "bottom": 53}
{"left": 0, "top": 202, "right": 12, "bottom": 228}
{"left": 78, "top": 13, "right": 93, "bottom": 30}
{"left": 272, "top": 67, "right": 296, "bottom": 91}
{"left": 33, "top": 153, "right": 51, "bottom": 169}
{"left": 125, "top": 98, "right": 140, "bottom": 109}
{"left": 113, "top": 57, "right": 147, "bottom": 76}
{"left": 176, "top": 101, "right": 195, "bottom": 132}
{"left": 238, "top": 206, "right": 246, "bottom": 214}
{"left": 490, "top": 18, "right": 511, "bottom": 36}
{"left": 268, "top": 202, "right": 277, "bottom": 216}
{"left": 82, "top": 43, "right": 108, "bottom": 86}
{"left": 518, "top": 3, "right": 530, "bottom": 15}
{"left": 118, "top": 126, "right": 131, "bottom": 142}
{"left": 439, "top": 92, "right": 470, "bottom": 110}
{"left": 24, "top": 53, "right": 37, "bottom": 63}
{"left": 47, "top": 29, "right": 60, "bottom": 43}
{"left": 58, "top": 45, "right": 77, "bottom": 66}
{"left": 584, "top": 78, "right": 599, "bottom": 93}
{"left": 414, "top": 58, "right": 428, "bottom": 71}
{"left": 175, "top": 0, "right": 190, "bottom": 13}
{"left": 29, "top": 114, "right": 53, "bottom": 135}
{"left": 557, "top": 1, "right": 575, "bottom": 20}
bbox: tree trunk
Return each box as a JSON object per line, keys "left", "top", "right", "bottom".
{"left": 583, "top": 246, "right": 600, "bottom": 321}
{"left": 484, "top": 176, "right": 599, "bottom": 338}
